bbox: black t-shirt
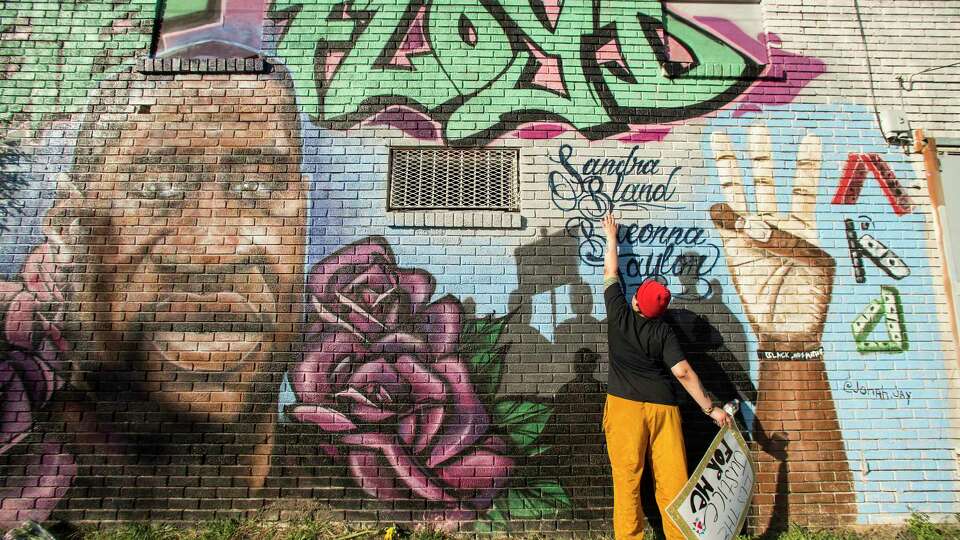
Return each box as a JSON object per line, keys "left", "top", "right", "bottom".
{"left": 604, "top": 282, "right": 685, "bottom": 405}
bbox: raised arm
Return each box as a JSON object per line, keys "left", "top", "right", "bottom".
{"left": 602, "top": 212, "right": 618, "bottom": 281}
{"left": 671, "top": 360, "right": 733, "bottom": 428}
{"left": 601, "top": 212, "right": 631, "bottom": 326}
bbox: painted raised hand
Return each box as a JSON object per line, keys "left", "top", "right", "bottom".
{"left": 709, "top": 126, "right": 834, "bottom": 352}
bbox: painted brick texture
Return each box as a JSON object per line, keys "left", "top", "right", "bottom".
{"left": 0, "top": 0, "right": 958, "bottom": 535}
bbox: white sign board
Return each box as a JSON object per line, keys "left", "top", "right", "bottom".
{"left": 666, "top": 426, "right": 756, "bottom": 540}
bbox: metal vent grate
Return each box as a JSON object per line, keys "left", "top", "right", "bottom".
{"left": 389, "top": 148, "right": 520, "bottom": 211}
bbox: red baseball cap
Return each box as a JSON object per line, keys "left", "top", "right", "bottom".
{"left": 634, "top": 279, "right": 671, "bottom": 318}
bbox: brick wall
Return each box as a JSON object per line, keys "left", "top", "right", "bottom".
{"left": 0, "top": 0, "right": 957, "bottom": 534}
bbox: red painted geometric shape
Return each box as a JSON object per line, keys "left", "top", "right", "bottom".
{"left": 832, "top": 153, "right": 912, "bottom": 216}
{"left": 832, "top": 153, "right": 870, "bottom": 205}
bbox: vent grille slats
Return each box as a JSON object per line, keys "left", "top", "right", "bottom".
{"left": 389, "top": 148, "right": 520, "bottom": 211}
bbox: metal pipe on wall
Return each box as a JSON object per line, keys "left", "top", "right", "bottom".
{"left": 914, "top": 129, "right": 960, "bottom": 365}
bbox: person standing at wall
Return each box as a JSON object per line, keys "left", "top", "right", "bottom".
{"left": 600, "top": 211, "right": 733, "bottom": 540}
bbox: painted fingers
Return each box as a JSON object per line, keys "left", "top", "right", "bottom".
{"left": 710, "top": 126, "right": 823, "bottom": 246}
{"left": 712, "top": 130, "right": 748, "bottom": 215}
{"left": 791, "top": 133, "right": 823, "bottom": 228}
{"left": 749, "top": 125, "right": 777, "bottom": 217}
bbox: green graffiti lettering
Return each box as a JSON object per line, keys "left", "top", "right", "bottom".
{"left": 599, "top": 6, "right": 755, "bottom": 116}
{"left": 442, "top": 0, "right": 606, "bottom": 143}
{"left": 272, "top": 0, "right": 760, "bottom": 144}
{"left": 272, "top": 0, "right": 360, "bottom": 117}
{"left": 429, "top": 2, "right": 514, "bottom": 97}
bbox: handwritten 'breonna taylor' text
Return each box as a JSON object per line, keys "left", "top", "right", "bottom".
{"left": 548, "top": 144, "right": 721, "bottom": 286}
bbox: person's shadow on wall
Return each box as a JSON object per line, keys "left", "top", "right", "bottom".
{"left": 505, "top": 229, "right": 612, "bottom": 523}
{"left": 503, "top": 241, "right": 773, "bottom": 532}
{"left": 540, "top": 347, "right": 611, "bottom": 522}
{"left": 505, "top": 229, "right": 576, "bottom": 392}
{"left": 553, "top": 283, "right": 606, "bottom": 360}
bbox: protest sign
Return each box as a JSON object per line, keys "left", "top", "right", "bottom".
{"left": 666, "top": 426, "right": 756, "bottom": 540}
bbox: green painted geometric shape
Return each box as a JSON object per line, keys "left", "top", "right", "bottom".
{"left": 856, "top": 340, "right": 904, "bottom": 353}
{"left": 852, "top": 285, "right": 908, "bottom": 353}
{"left": 851, "top": 298, "right": 884, "bottom": 341}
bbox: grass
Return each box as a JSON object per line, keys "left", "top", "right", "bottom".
{"left": 54, "top": 521, "right": 422, "bottom": 540}
{"left": 734, "top": 513, "right": 960, "bottom": 540}
{"left": 4, "top": 512, "right": 959, "bottom": 540}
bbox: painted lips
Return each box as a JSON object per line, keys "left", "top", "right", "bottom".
{"left": 148, "top": 291, "right": 272, "bottom": 372}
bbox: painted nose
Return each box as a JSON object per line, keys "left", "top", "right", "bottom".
{"left": 175, "top": 217, "right": 262, "bottom": 265}
{"left": 196, "top": 219, "right": 248, "bottom": 251}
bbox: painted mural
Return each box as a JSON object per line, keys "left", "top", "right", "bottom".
{"left": 548, "top": 143, "right": 722, "bottom": 290}
{"left": 271, "top": 0, "right": 762, "bottom": 145}
{"left": 285, "top": 236, "right": 567, "bottom": 526}
{"left": 0, "top": 0, "right": 957, "bottom": 535}
{"left": 698, "top": 109, "right": 954, "bottom": 528}
{"left": 708, "top": 125, "right": 854, "bottom": 529}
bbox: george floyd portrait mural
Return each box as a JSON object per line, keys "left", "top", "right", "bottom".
{"left": 0, "top": 0, "right": 957, "bottom": 534}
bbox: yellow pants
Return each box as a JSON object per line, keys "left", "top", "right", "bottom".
{"left": 603, "top": 394, "right": 689, "bottom": 540}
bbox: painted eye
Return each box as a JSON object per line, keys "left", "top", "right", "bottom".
{"left": 136, "top": 181, "right": 182, "bottom": 199}
{"left": 232, "top": 179, "right": 281, "bottom": 197}
{"left": 234, "top": 180, "right": 259, "bottom": 192}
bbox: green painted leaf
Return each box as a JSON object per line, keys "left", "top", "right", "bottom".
{"left": 487, "top": 507, "right": 507, "bottom": 524}
{"left": 526, "top": 445, "right": 551, "bottom": 457}
{"left": 471, "top": 350, "right": 494, "bottom": 370}
{"left": 461, "top": 313, "right": 511, "bottom": 396}
{"left": 461, "top": 313, "right": 509, "bottom": 353}
{"left": 505, "top": 481, "right": 571, "bottom": 520}
{"left": 493, "top": 400, "right": 552, "bottom": 448}
{"left": 469, "top": 345, "right": 508, "bottom": 396}
{"left": 480, "top": 363, "right": 504, "bottom": 396}
{"left": 484, "top": 319, "right": 506, "bottom": 346}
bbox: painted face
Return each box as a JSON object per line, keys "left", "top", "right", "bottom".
{"left": 72, "top": 78, "right": 307, "bottom": 424}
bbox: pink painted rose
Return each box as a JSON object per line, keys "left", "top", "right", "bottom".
{"left": 0, "top": 243, "right": 75, "bottom": 528}
{"left": 295, "top": 242, "right": 513, "bottom": 515}
{"left": 1, "top": 243, "right": 69, "bottom": 454}
{"left": 0, "top": 441, "right": 76, "bottom": 528}
{"left": 307, "top": 236, "right": 434, "bottom": 340}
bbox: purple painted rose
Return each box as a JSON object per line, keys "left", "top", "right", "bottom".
{"left": 0, "top": 441, "right": 76, "bottom": 528}
{"left": 1, "top": 244, "right": 69, "bottom": 454}
{"left": 0, "top": 243, "right": 75, "bottom": 528}
{"left": 308, "top": 236, "right": 433, "bottom": 340}
{"left": 294, "top": 239, "right": 513, "bottom": 516}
